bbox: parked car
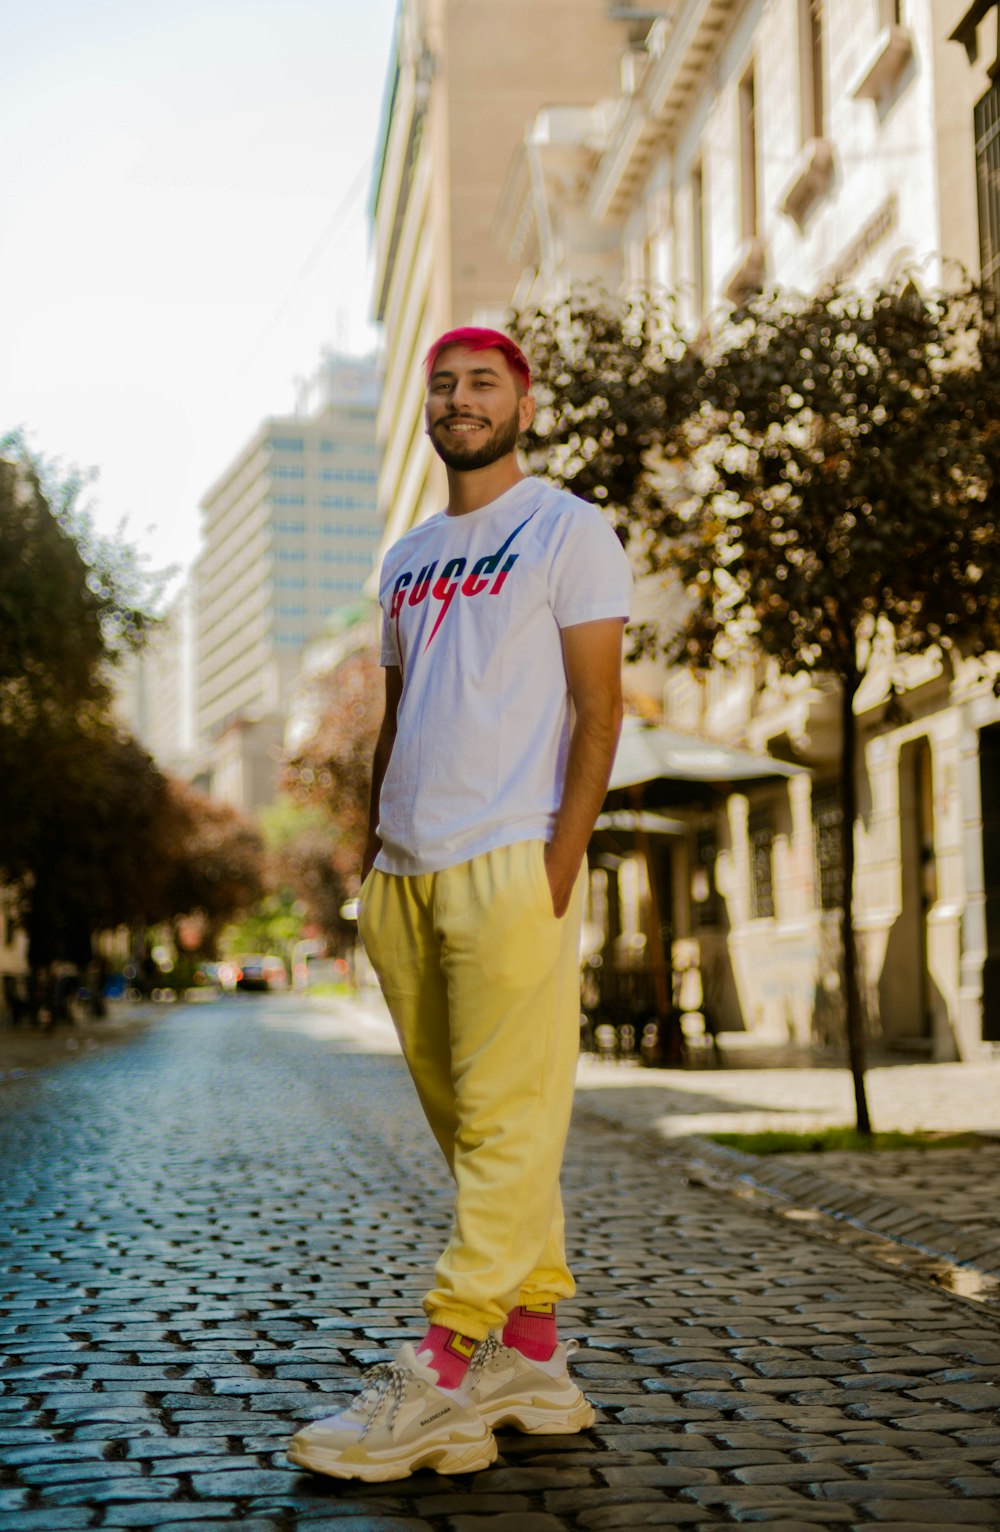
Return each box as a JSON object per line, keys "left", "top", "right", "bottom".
{"left": 233, "top": 954, "right": 288, "bottom": 992}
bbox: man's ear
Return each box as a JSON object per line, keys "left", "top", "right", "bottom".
{"left": 518, "top": 392, "right": 536, "bottom": 432}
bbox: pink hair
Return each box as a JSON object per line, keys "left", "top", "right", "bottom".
{"left": 424, "top": 327, "right": 531, "bottom": 391}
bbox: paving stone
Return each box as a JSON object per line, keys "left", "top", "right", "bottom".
{"left": 597, "top": 1465, "right": 721, "bottom": 1486}
{"left": 2, "top": 1000, "right": 1000, "bottom": 1532}
{"left": 858, "top": 1459, "right": 991, "bottom": 1480}
{"left": 0, "top": 1513, "right": 97, "bottom": 1530}
{"left": 906, "top": 1384, "right": 1000, "bottom": 1408}
{"left": 146, "top": 1524, "right": 281, "bottom": 1532}
{"left": 468, "top": 1466, "right": 595, "bottom": 1490}
{"left": 188, "top": 1468, "right": 299, "bottom": 1495}
{"left": 102, "top": 1508, "right": 238, "bottom": 1527}
{"left": 299, "top": 1520, "right": 434, "bottom": 1531}
{"left": 849, "top": 1501, "right": 1000, "bottom": 1522}
{"left": 420, "top": 1493, "right": 537, "bottom": 1513}
{"left": 847, "top": 1525, "right": 993, "bottom": 1532}
{"left": 949, "top": 1477, "right": 1000, "bottom": 1495}
{"left": 0, "top": 1442, "right": 110, "bottom": 1467}
{"left": 815, "top": 1481, "right": 948, "bottom": 1500}
{"left": 730, "top": 1463, "right": 855, "bottom": 1485}
{"left": 574, "top": 1505, "right": 709, "bottom": 1527}
{"left": 40, "top": 1477, "right": 181, "bottom": 1507}
{"left": 17, "top": 1461, "right": 144, "bottom": 1487}
{"left": 445, "top": 1517, "right": 566, "bottom": 1532}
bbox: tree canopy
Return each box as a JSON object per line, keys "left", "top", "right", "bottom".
{"left": 515, "top": 281, "right": 1000, "bottom": 1131}
{"left": 0, "top": 440, "right": 261, "bottom": 990}
{"left": 281, "top": 641, "right": 383, "bottom": 949}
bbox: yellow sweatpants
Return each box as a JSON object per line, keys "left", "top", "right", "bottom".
{"left": 357, "top": 839, "right": 584, "bottom": 1340}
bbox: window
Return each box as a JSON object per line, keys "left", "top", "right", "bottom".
{"left": 691, "top": 161, "right": 706, "bottom": 318}
{"left": 272, "top": 465, "right": 305, "bottom": 479}
{"left": 976, "top": 80, "right": 1000, "bottom": 303}
{"left": 270, "top": 436, "right": 304, "bottom": 452}
{"left": 748, "top": 807, "right": 775, "bottom": 919}
{"left": 319, "top": 467, "right": 378, "bottom": 483}
{"left": 692, "top": 828, "right": 722, "bottom": 929}
{"left": 739, "top": 65, "right": 759, "bottom": 240}
{"left": 799, "top": 0, "right": 826, "bottom": 142}
{"left": 812, "top": 784, "right": 844, "bottom": 910}
{"left": 319, "top": 494, "right": 372, "bottom": 510}
{"left": 273, "top": 494, "right": 305, "bottom": 508}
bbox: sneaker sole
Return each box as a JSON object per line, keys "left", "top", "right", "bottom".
{"left": 480, "top": 1395, "right": 596, "bottom": 1434}
{"left": 287, "top": 1430, "right": 497, "bottom": 1482}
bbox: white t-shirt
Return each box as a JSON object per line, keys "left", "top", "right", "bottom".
{"left": 374, "top": 477, "right": 632, "bottom": 876}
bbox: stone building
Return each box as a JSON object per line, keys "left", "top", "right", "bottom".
{"left": 367, "top": 0, "right": 1000, "bottom": 1055}
{"left": 496, "top": 0, "right": 1000, "bottom": 1057}
{"left": 194, "top": 354, "right": 379, "bottom": 811}
{"left": 369, "top": 0, "right": 653, "bottom": 550}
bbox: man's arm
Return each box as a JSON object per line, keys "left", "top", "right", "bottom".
{"left": 361, "top": 664, "right": 403, "bottom": 881}
{"left": 544, "top": 617, "right": 626, "bottom": 917}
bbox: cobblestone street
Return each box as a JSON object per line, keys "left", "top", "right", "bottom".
{"left": 1, "top": 995, "right": 998, "bottom": 1531}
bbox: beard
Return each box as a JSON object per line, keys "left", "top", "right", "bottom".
{"left": 430, "top": 404, "right": 522, "bottom": 471}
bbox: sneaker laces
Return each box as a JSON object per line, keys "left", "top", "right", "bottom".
{"left": 347, "top": 1358, "right": 413, "bottom": 1439}
{"left": 469, "top": 1332, "right": 505, "bottom": 1374}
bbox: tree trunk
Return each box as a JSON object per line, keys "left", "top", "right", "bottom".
{"left": 839, "top": 665, "right": 872, "bottom": 1136}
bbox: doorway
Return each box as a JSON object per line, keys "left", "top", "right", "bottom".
{"left": 980, "top": 724, "right": 1000, "bottom": 1041}
{"left": 882, "top": 737, "right": 937, "bottom": 1043}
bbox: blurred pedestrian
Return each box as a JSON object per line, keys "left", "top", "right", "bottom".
{"left": 288, "top": 327, "right": 631, "bottom": 1481}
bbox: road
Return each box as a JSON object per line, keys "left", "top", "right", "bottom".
{"left": 0, "top": 993, "right": 998, "bottom": 1530}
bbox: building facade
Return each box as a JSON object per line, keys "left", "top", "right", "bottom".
{"left": 366, "top": 0, "right": 1000, "bottom": 1054}
{"left": 369, "top": 0, "right": 649, "bottom": 551}
{"left": 195, "top": 353, "right": 380, "bottom": 810}
{"left": 498, "top": 0, "right": 1000, "bottom": 1057}
{"left": 113, "top": 580, "right": 197, "bottom": 781}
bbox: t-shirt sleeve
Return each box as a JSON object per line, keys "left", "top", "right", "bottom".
{"left": 548, "top": 507, "right": 633, "bottom": 628}
{"left": 379, "top": 607, "right": 401, "bottom": 667}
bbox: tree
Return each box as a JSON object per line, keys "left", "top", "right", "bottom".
{"left": 513, "top": 291, "right": 694, "bottom": 537}
{"left": 515, "top": 283, "right": 1000, "bottom": 1132}
{"left": 0, "top": 438, "right": 263, "bottom": 1003}
{"left": 282, "top": 642, "right": 383, "bottom": 947}
{"left": 0, "top": 440, "right": 167, "bottom": 999}
{"left": 148, "top": 780, "right": 266, "bottom": 952}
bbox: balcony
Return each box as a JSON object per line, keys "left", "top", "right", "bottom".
{"left": 780, "top": 137, "right": 834, "bottom": 227}
{"left": 851, "top": 24, "right": 914, "bottom": 102}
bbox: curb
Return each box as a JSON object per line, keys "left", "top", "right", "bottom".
{"left": 678, "top": 1133, "right": 1000, "bottom": 1280}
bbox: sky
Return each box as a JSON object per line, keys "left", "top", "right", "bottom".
{"left": 1, "top": 0, "right": 397, "bottom": 594}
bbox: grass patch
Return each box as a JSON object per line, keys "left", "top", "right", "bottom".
{"left": 705, "top": 1128, "right": 983, "bottom": 1155}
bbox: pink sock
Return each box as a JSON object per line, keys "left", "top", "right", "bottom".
{"left": 416, "top": 1324, "right": 478, "bottom": 1389}
{"left": 503, "top": 1303, "right": 558, "bottom": 1362}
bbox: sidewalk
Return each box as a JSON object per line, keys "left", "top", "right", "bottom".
{"left": 0, "top": 1002, "right": 154, "bottom": 1084}
{"left": 309, "top": 986, "right": 1000, "bottom": 1287}
{"left": 574, "top": 1044, "right": 1000, "bottom": 1287}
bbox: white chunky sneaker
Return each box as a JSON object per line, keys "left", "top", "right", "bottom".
{"left": 287, "top": 1342, "right": 497, "bottom": 1482}
{"left": 466, "top": 1334, "right": 596, "bottom": 1434}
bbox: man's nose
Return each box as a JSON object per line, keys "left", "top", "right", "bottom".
{"left": 450, "top": 378, "right": 477, "bottom": 410}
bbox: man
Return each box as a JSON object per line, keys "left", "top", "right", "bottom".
{"left": 288, "top": 327, "right": 631, "bottom": 1482}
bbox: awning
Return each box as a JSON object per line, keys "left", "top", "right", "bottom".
{"left": 609, "top": 716, "right": 806, "bottom": 793}
{"left": 593, "top": 809, "right": 688, "bottom": 836}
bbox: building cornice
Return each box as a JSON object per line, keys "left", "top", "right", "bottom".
{"left": 588, "top": 0, "right": 737, "bottom": 225}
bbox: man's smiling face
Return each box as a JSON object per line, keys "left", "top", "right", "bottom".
{"left": 425, "top": 345, "right": 535, "bottom": 471}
